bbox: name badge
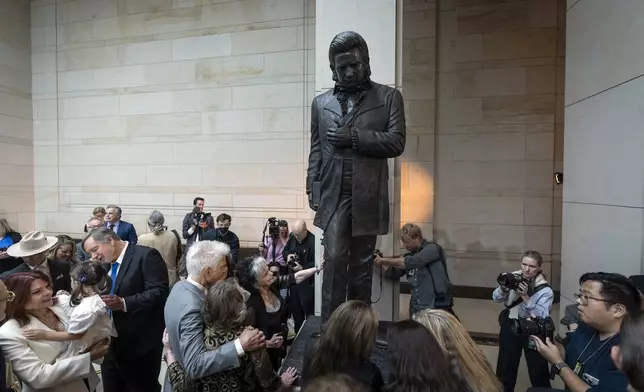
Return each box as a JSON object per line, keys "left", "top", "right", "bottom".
{"left": 574, "top": 361, "right": 583, "bottom": 375}
{"left": 582, "top": 373, "right": 600, "bottom": 386}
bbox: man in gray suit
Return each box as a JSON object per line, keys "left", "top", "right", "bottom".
{"left": 163, "top": 240, "right": 265, "bottom": 391}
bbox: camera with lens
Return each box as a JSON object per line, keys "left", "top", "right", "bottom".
{"left": 511, "top": 316, "right": 556, "bottom": 350}
{"left": 497, "top": 272, "right": 528, "bottom": 291}
{"left": 287, "top": 253, "right": 300, "bottom": 269}
{"left": 267, "top": 217, "right": 286, "bottom": 239}
{"left": 191, "top": 209, "right": 212, "bottom": 226}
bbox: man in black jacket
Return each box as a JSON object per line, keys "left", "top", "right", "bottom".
{"left": 1, "top": 231, "right": 71, "bottom": 294}
{"left": 282, "top": 220, "right": 315, "bottom": 332}
{"left": 306, "top": 31, "right": 406, "bottom": 322}
{"left": 203, "top": 213, "right": 240, "bottom": 263}
{"left": 83, "top": 227, "right": 169, "bottom": 392}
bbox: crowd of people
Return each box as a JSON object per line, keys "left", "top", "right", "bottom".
{"left": 0, "top": 200, "right": 642, "bottom": 392}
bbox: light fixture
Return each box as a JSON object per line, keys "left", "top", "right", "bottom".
{"left": 555, "top": 172, "right": 563, "bottom": 185}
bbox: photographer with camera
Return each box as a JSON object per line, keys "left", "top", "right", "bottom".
{"left": 259, "top": 219, "right": 290, "bottom": 269}
{"left": 282, "top": 220, "right": 316, "bottom": 333}
{"left": 493, "top": 250, "right": 553, "bottom": 392}
{"left": 528, "top": 272, "right": 640, "bottom": 392}
{"left": 179, "top": 197, "right": 214, "bottom": 278}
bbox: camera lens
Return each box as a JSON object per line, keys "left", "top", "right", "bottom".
{"left": 497, "top": 273, "right": 510, "bottom": 287}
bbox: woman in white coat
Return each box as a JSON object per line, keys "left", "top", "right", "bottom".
{"left": 0, "top": 270, "right": 109, "bottom": 392}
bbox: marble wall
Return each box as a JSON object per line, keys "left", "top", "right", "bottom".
{"left": 0, "top": 0, "right": 33, "bottom": 232}
{"left": 560, "top": 0, "right": 644, "bottom": 311}
{"left": 433, "top": 0, "right": 566, "bottom": 288}
{"left": 31, "top": 0, "right": 315, "bottom": 244}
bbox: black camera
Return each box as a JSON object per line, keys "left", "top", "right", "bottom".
{"left": 287, "top": 253, "right": 300, "bottom": 269}
{"left": 191, "top": 207, "right": 211, "bottom": 226}
{"left": 497, "top": 272, "right": 527, "bottom": 291}
{"left": 267, "top": 217, "right": 286, "bottom": 239}
{"left": 511, "top": 316, "right": 556, "bottom": 350}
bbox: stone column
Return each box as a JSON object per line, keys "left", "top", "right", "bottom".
{"left": 313, "top": 0, "right": 401, "bottom": 320}
{"left": 561, "top": 0, "right": 644, "bottom": 316}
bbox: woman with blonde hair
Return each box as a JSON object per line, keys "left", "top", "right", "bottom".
{"left": 413, "top": 309, "right": 502, "bottom": 392}
{"left": 46, "top": 235, "right": 78, "bottom": 268}
{"left": 301, "top": 300, "right": 383, "bottom": 391}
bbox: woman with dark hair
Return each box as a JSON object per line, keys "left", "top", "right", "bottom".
{"left": 385, "top": 319, "right": 465, "bottom": 392}
{"left": 164, "top": 279, "right": 298, "bottom": 392}
{"left": 236, "top": 256, "right": 321, "bottom": 371}
{"left": 302, "top": 374, "right": 369, "bottom": 392}
{"left": 0, "top": 271, "right": 109, "bottom": 392}
{"left": 0, "top": 219, "right": 23, "bottom": 274}
{"left": 302, "top": 300, "right": 383, "bottom": 391}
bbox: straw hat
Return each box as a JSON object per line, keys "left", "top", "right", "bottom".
{"left": 6, "top": 231, "right": 58, "bottom": 258}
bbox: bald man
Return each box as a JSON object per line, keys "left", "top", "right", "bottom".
{"left": 283, "top": 220, "right": 316, "bottom": 332}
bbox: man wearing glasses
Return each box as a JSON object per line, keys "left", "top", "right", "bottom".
{"left": 531, "top": 272, "right": 641, "bottom": 392}
{"left": 0, "top": 280, "right": 18, "bottom": 391}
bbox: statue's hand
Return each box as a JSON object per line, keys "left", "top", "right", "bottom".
{"left": 308, "top": 193, "right": 318, "bottom": 211}
{"left": 327, "top": 127, "right": 353, "bottom": 148}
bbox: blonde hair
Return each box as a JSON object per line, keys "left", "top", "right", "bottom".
{"left": 46, "top": 235, "right": 77, "bottom": 264}
{"left": 0, "top": 219, "right": 14, "bottom": 237}
{"left": 400, "top": 223, "right": 423, "bottom": 241}
{"left": 413, "top": 309, "right": 502, "bottom": 392}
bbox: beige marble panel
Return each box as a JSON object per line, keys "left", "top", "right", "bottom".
{"left": 147, "top": 165, "right": 202, "bottom": 187}
{"left": 201, "top": 0, "right": 263, "bottom": 28}
{"left": 31, "top": 52, "right": 56, "bottom": 74}
{"left": 232, "top": 83, "right": 304, "bottom": 109}
{"left": 196, "top": 55, "right": 264, "bottom": 81}
{"left": 404, "top": 8, "right": 436, "bottom": 39}
{"left": 126, "top": 113, "right": 202, "bottom": 137}
{"left": 123, "top": 0, "right": 173, "bottom": 15}
{"left": 119, "top": 40, "right": 173, "bottom": 65}
{"left": 527, "top": 65, "right": 556, "bottom": 95}
{"left": 33, "top": 120, "right": 58, "bottom": 140}
{"left": 173, "top": 141, "right": 233, "bottom": 164}
{"left": 264, "top": 108, "right": 305, "bottom": 132}
{"left": 523, "top": 197, "right": 554, "bottom": 226}
{"left": 438, "top": 133, "right": 526, "bottom": 162}
{"left": 402, "top": 73, "right": 435, "bottom": 100}
{"left": 525, "top": 132, "right": 554, "bottom": 161}
{"left": 172, "top": 34, "right": 232, "bottom": 60}
{"left": 0, "top": 42, "right": 31, "bottom": 72}
{"left": 0, "top": 114, "right": 32, "bottom": 140}
{"left": 263, "top": 51, "right": 305, "bottom": 77}
{"left": 454, "top": 67, "right": 527, "bottom": 97}
{"left": 0, "top": 143, "right": 33, "bottom": 166}
{"left": 231, "top": 26, "right": 301, "bottom": 55}
{"left": 33, "top": 146, "right": 58, "bottom": 167}
{"left": 56, "top": 20, "right": 94, "bottom": 45}
{"left": 233, "top": 139, "right": 303, "bottom": 164}
{"left": 442, "top": 196, "right": 524, "bottom": 225}
{"left": 60, "top": 117, "right": 127, "bottom": 139}
{"left": 61, "top": 143, "right": 173, "bottom": 165}
{"left": 34, "top": 166, "right": 58, "bottom": 187}
{"left": 203, "top": 109, "right": 264, "bottom": 134}
{"left": 58, "top": 0, "right": 118, "bottom": 24}
{"left": 0, "top": 92, "right": 31, "bottom": 119}
{"left": 233, "top": 194, "right": 302, "bottom": 210}
{"left": 406, "top": 100, "right": 435, "bottom": 128}
{"left": 173, "top": 88, "right": 233, "bottom": 112}
{"left": 31, "top": 4, "right": 55, "bottom": 27}
{"left": 60, "top": 165, "right": 146, "bottom": 187}
{"left": 58, "top": 46, "right": 120, "bottom": 71}
{"left": 482, "top": 28, "right": 557, "bottom": 60}
{"left": 59, "top": 96, "right": 119, "bottom": 119}
{"left": 449, "top": 224, "right": 552, "bottom": 254}
{"left": 34, "top": 190, "right": 60, "bottom": 213}
{"left": 482, "top": 95, "right": 555, "bottom": 124}
{"left": 263, "top": 0, "right": 305, "bottom": 21}
{"left": 119, "top": 91, "right": 173, "bottom": 115}
{"left": 403, "top": 38, "right": 436, "bottom": 74}
{"left": 457, "top": 2, "right": 527, "bottom": 34}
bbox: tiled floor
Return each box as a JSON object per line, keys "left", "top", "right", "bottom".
{"left": 95, "top": 297, "right": 563, "bottom": 392}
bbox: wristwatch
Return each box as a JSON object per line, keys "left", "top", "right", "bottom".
{"left": 553, "top": 362, "right": 569, "bottom": 375}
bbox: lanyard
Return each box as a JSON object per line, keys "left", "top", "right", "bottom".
{"left": 576, "top": 333, "right": 617, "bottom": 365}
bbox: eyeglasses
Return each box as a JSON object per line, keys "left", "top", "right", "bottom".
{"left": 0, "top": 291, "right": 15, "bottom": 303}
{"left": 574, "top": 292, "right": 610, "bottom": 306}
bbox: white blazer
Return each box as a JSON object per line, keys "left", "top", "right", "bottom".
{"left": 0, "top": 306, "right": 94, "bottom": 392}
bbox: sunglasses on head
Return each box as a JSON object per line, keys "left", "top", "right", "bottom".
{"left": 0, "top": 291, "right": 15, "bottom": 303}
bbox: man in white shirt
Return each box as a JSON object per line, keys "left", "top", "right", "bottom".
{"left": 163, "top": 240, "right": 265, "bottom": 392}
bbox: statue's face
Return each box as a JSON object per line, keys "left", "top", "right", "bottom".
{"left": 332, "top": 48, "right": 367, "bottom": 88}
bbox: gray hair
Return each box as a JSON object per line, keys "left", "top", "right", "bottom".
{"left": 147, "top": 210, "right": 166, "bottom": 235}
{"left": 186, "top": 240, "right": 230, "bottom": 279}
{"left": 82, "top": 227, "right": 120, "bottom": 251}
{"left": 106, "top": 204, "right": 122, "bottom": 217}
{"left": 249, "top": 256, "right": 267, "bottom": 290}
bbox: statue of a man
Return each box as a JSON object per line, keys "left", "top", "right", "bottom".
{"left": 306, "top": 31, "right": 406, "bottom": 322}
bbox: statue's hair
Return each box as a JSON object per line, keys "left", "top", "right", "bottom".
{"left": 328, "top": 31, "right": 372, "bottom": 81}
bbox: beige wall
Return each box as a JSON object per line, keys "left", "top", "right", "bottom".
{"left": 31, "top": 0, "right": 315, "bottom": 245}
{"left": 433, "top": 0, "right": 565, "bottom": 288}
{"left": 0, "top": 0, "right": 33, "bottom": 232}
{"left": 561, "top": 0, "right": 644, "bottom": 312}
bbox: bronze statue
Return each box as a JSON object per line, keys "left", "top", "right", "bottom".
{"left": 306, "top": 31, "right": 406, "bottom": 322}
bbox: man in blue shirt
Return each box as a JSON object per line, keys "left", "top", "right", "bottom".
{"left": 533, "top": 272, "right": 641, "bottom": 392}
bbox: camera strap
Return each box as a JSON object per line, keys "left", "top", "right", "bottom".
{"left": 505, "top": 283, "right": 551, "bottom": 310}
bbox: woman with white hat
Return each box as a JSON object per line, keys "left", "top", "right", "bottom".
{"left": 0, "top": 232, "right": 71, "bottom": 294}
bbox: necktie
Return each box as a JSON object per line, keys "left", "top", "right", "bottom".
{"left": 108, "top": 224, "right": 115, "bottom": 231}
{"left": 110, "top": 262, "right": 119, "bottom": 295}
{"left": 108, "top": 262, "right": 119, "bottom": 317}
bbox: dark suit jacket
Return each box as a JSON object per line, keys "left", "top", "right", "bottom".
{"left": 108, "top": 220, "right": 138, "bottom": 244}
{"left": 0, "top": 259, "right": 71, "bottom": 293}
{"left": 306, "top": 81, "right": 406, "bottom": 236}
{"left": 181, "top": 213, "right": 214, "bottom": 250}
{"left": 109, "top": 243, "right": 169, "bottom": 358}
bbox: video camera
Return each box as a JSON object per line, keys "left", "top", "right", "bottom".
{"left": 497, "top": 272, "right": 528, "bottom": 291}
{"left": 191, "top": 207, "right": 212, "bottom": 226}
{"left": 266, "top": 217, "right": 286, "bottom": 239}
{"left": 511, "top": 316, "right": 556, "bottom": 350}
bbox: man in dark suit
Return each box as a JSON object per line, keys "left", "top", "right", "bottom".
{"left": 83, "top": 227, "right": 169, "bottom": 392}
{"left": 179, "top": 197, "right": 214, "bottom": 277}
{"left": 105, "top": 204, "right": 138, "bottom": 244}
{"left": 0, "top": 231, "right": 71, "bottom": 294}
{"left": 306, "top": 31, "right": 406, "bottom": 322}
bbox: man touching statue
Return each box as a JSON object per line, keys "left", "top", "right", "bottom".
{"left": 306, "top": 31, "right": 406, "bottom": 322}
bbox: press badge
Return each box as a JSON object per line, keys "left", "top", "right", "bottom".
{"left": 574, "top": 362, "right": 583, "bottom": 375}
{"left": 582, "top": 373, "right": 600, "bottom": 386}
